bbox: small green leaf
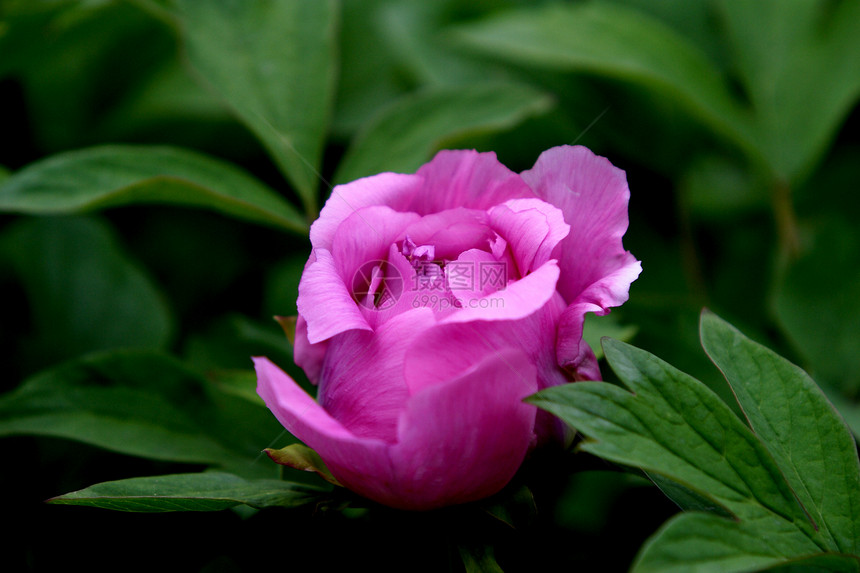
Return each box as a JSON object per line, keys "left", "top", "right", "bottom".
{"left": 701, "top": 311, "right": 860, "bottom": 555}
{"left": 48, "top": 472, "right": 322, "bottom": 512}
{"left": 174, "top": 0, "right": 337, "bottom": 215}
{"left": 0, "top": 146, "right": 306, "bottom": 232}
{"left": 265, "top": 444, "right": 341, "bottom": 487}
{"left": 334, "top": 83, "right": 554, "bottom": 184}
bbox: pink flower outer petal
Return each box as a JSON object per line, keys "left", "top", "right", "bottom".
{"left": 411, "top": 150, "right": 533, "bottom": 213}
{"left": 404, "top": 294, "right": 571, "bottom": 444}
{"left": 311, "top": 173, "right": 421, "bottom": 251}
{"left": 253, "top": 347, "right": 537, "bottom": 511}
{"left": 310, "top": 149, "right": 531, "bottom": 253}
{"left": 296, "top": 249, "right": 372, "bottom": 344}
{"left": 520, "top": 145, "right": 641, "bottom": 369}
{"left": 293, "top": 314, "right": 327, "bottom": 385}
{"left": 389, "top": 347, "right": 537, "bottom": 509}
{"left": 317, "top": 308, "right": 436, "bottom": 443}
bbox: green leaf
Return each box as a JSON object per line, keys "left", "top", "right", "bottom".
{"left": 773, "top": 218, "right": 860, "bottom": 399}
{"left": 452, "top": 2, "right": 753, "bottom": 156}
{"left": 646, "top": 471, "right": 732, "bottom": 519}
{"left": 633, "top": 512, "right": 859, "bottom": 573}
{"left": 532, "top": 314, "right": 860, "bottom": 571}
{"left": 174, "top": 0, "right": 337, "bottom": 215}
{"left": 0, "top": 216, "right": 173, "bottom": 365}
{"left": 0, "top": 145, "right": 306, "bottom": 232}
{"left": 0, "top": 165, "right": 9, "bottom": 184}
{"left": 48, "top": 472, "right": 322, "bottom": 512}
{"left": 529, "top": 338, "right": 848, "bottom": 571}
{"left": 458, "top": 544, "right": 505, "bottom": 573}
{"left": 0, "top": 350, "right": 289, "bottom": 477}
{"left": 531, "top": 339, "right": 816, "bottom": 535}
{"left": 700, "top": 311, "right": 860, "bottom": 556}
{"left": 265, "top": 444, "right": 341, "bottom": 487}
{"left": 713, "top": 0, "right": 860, "bottom": 182}
{"left": 333, "top": 83, "right": 554, "bottom": 184}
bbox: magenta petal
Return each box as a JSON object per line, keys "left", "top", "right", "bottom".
{"left": 296, "top": 249, "right": 372, "bottom": 344}
{"left": 311, "top": 173, "right": 421, "bottom": 250}
{"left": 317, "top": 308, "right": 435, "bottom": 443}
{"left": 255, "top": 347, "right": 537, "bottom": 511}
{"left": 331, "top": 206, "right": 420, "bottom": 283}
{"left": 488, "top": 198, "right": 570, "bottom": 275}
{"left": 411, "top": 150, "right": 532, "bottom": 213}
{"left": 389, "top": 348, "right": 538, "bottom": 510}
{"left": 520, "top": 145, "right": 641, "bottom": 308}
{"left": 254, "top": 357, "right": 399, "bottom": 501}
{"left": 442, "top": 260, "right": 560, "bottom": 324}
{"left": 293, "top": 314, "right": 328, "bottom": 385}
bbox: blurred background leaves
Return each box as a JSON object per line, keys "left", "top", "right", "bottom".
{"left": 1, "top": 0, "right": 858, "bottom": 571}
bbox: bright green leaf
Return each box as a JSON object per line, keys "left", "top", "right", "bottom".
{"left": 701, "top": 311, "right": 860, "bottom": 556}
{"left": 0, "top": 145, "right": 306, "bottom": 232}
{"left": 173, "top": 0, "right": 337, "bottom": 215}
{"left": 48, "top": 472, "right": 322, "bottom": 512}
{"left": 334, "top": 83, "right": 554, "bottom": 184}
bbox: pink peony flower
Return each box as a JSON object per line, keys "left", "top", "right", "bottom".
{"left": 255, "top": 145, "right": 641, "bottom": 510}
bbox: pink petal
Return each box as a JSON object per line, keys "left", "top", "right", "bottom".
{"left": 254, "top": 356, "right": 397, "bottom": 503}
{"left": 447, "top": 248, "right": 500, "bottom": 299}
{"left": 405, "top": 295, "right": 568, "bottom": 396}
{"left": 520, "top": 145, "right": 641, "bottom": 308}
{"left": 488, "top": 198, "right": 570, "bottom": 275}
{"left": 442, "top": 260, "right": 561, "bottom": 324}
{"left": 293, "top": 314, "right": 328, "bottom": 385}
{"left": 296, "top": 248, "right": 372, "bottom": 344}
{"left": 402, "top": 207, "right": 493, "bottom": 260}
{"left": 411, "top": 150, "right": 532, "bottom": 213}
{"left": 311, "top": 173, "right": 421, "bottom": 250}
{"left": 388, "top": 347, "right": 538, "bottom": 510}
{"left": 330, "top": 206, "right": 420, "bottom": 286}
{"left": 317, "top": 308, "right": 436, "bottom": 443}
{"left": 255, "top": 345, "right": 537, "bottom": 510}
